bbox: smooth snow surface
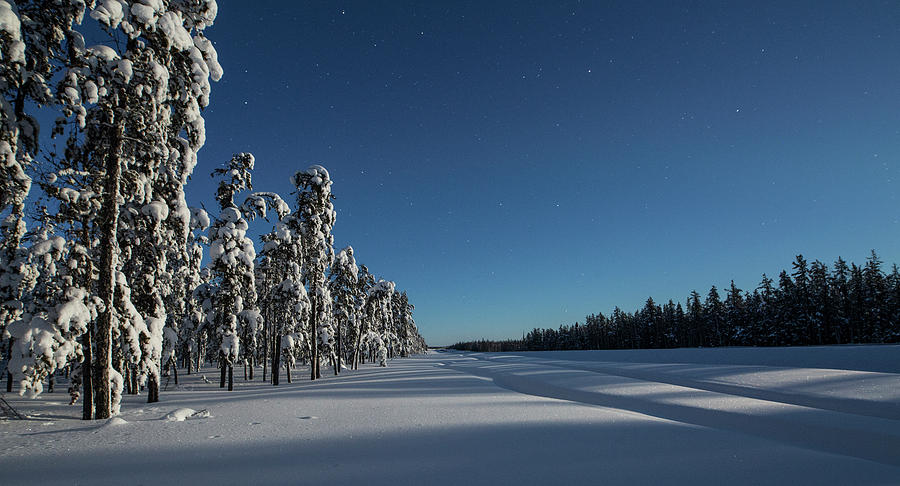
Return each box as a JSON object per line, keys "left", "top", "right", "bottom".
{"left": 2, "top": 346, "right": 899, "bottom": 485}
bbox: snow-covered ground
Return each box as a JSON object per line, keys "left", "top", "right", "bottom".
{"left": 2, "top": 345, "right": 899, "bottom": 485}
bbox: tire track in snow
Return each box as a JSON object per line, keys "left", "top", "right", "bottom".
{"left": 439, "top": 353, "right": 900, "bottom": 467}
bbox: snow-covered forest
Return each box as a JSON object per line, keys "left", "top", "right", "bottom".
{"left": 453, "top": 252, "right": 900, "bottom": 352}
{"left": 0, "top": 0, "right": 426, "bottom": 421}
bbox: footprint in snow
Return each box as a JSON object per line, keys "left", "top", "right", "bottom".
{"left": 298, "top": 416, "right": 318, "bottom": 420}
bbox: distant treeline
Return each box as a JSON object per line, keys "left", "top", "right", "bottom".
{"left": 452, "top": 252, "right": 900, "bottom": 352}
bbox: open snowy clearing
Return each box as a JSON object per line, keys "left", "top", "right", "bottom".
{"left": 2, "top": 346, "right": 900, "bottom": 485}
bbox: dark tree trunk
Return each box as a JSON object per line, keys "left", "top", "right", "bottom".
{"left": 227, "top": 365, "right": 233, "bottom": 391}
{"left": 219, "top": 358, "right": 226, "bottom": 388}
{"left": 94, "top": 112, "right": 124, "bottom": 420}
{"left": 310, "top": 287, "right": 318, "bottom": 381}
{"left": 262, "top": 330, "right": 269, "bottom": 382}
{"left": 272, "top": 335, "right": 280, "bottom": 386}
{"left": 196, "top": 333, "right": 203, "bottom": 373}
{"left": 172, "top": 360, "right": 178, "bottom": 386}
{"left": 6, "top": 337, "right": 13, "bottom": 392}
{"left": 353, "top": 324, "right": 365, "bottom": 370}
{"left": 48, "top": 374, "right": 54, "bottom": 393}
{"left": 130, "top": 368, "right": 139, "bottom": 395}
{"left": 147, "top": 374, "right": 159, "bottom": 403}
{"left": 82, "top": 329, "right": 93, "bottom": 420}
{"left": 148, "top": 367, "right": 159, "bottom": 402}
{"left": 336, "top": 324, "right": 342, "bottom": 375}
{"left": 286, "top": 361, "right": 292, "bottom": 383}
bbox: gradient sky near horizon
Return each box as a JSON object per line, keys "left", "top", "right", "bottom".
{"left": 188, "top": 1, "right": 900, "bottom": 345}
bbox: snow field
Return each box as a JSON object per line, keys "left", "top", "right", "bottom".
{"left": 1, "top": 346, "right": 899, "bottom": 485}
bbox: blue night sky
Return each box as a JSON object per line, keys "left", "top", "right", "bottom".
{"left": 189, "top": 1, "right": 900, "bottom": 346}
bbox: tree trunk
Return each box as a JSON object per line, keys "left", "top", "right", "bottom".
{"left": 310, "top": 287, "right": 318, "bottom": 381}
{"left": 147, "top": 374, "right": 159, "bottom": 403}
{"left": 353, "top": 325, "right": 365, "bottom": 370}
{"left": 196, "top": 335, "right": 203, "bottom": 374}
{"left": 227, "top": 364, "right": 233, "bottom": 391}
{"left": 219, "top": 357, "right": 226, "bottom": 388}
{"left": 6, "top": 338, "right": 13, "bottom": 392}
{"left": 336, "top": 323, "right": 342, "bottom": 375}
{"left": 130, "top": 368, "right": 139, "bottom": 395}
{"left": 262, "top": 328, "right": 268, "bottom": 382}
{"left": 286, "top": 361, "right": 292, "bottom": 383}
{"left": 82, "top": 329, "right": 93, "bottom": 420}
{"left": 93, "top": 113, "right": 124, "bottom": 420}
{"left": 272, "top": 335, "right": 280, "bottom": 386}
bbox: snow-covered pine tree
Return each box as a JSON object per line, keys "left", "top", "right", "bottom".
{"left": 252, "top": 195, "right": 305, "bottom": 385}
{"left": 393, "top": 291, "right": 418, "bottom": 357}
{"left": 352, "top": 264, "right": 375, "bottom": 369}
{"left": 191, "top": 267, "right": 216, "bottom": 372}
{"left": 256, "top": 226, "right": 286, "bottom": 384}
{"left": 5, "top": 223, "right": 92, "bottom": 398}
{"left": 0, "top": 0, "right": 32, "bottom": 350}
{"left": 329, "top": 246, "right": 358, "bottom": 373}
{"left": 208, "top": 153, "right": 257, "bottom": 391}
{"left": 291, "top": 166, "right": 336, "bottom": 380}
{"left": 269, "top": 277, "right": 309, "bottom": 384}
{"left": 366, "top": 279, "right": 395, "bottom": 367}
{"left": 178, "top": 207, "right": 209, "bottom": 375}
{"left": 240, "top": 191, "right": 289, "bottom": 380}
{"left": 0, "top": 0, "right": 86, "bottom": 394}
{"left": 42, "top": 0, "right": 221, "bottom": 418}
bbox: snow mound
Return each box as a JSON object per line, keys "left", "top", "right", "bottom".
{"left": 103, "top": 417, "right": 128, "bottom": 427}
{"left": 164, "top": 408, "right": 210, "bottom": 422}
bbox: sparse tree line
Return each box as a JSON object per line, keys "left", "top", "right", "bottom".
{"left": 0, "top": 1, "right": 425, "bottom": 420}
{"left": 453, "top": 252, "right": 900, "bottom": 352}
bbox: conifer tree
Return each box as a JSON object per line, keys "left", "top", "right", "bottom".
{"left": 329, "top": 246, "right": 358, "bottom": 372}
{"left": 291, "top": 166, "right": 336, "bottom": 380}
{"left": 208, "top": 154, "right": 257, "bottom": 391}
